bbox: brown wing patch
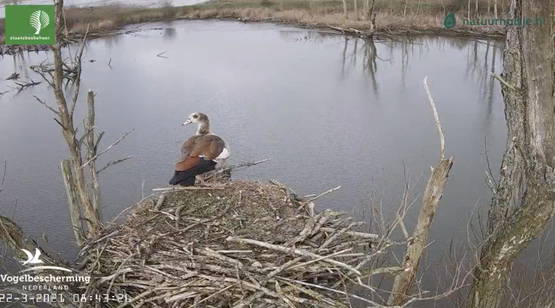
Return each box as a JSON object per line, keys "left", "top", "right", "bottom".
{"left": 181, "top": 135, "right": 226, "bottom": 160}
{"left": 205, "top": 137, "right": 225, "bottom": 160}
{"left": 175, "top": 156, "right": 201, "bottom": 171}
{"left": 181, "top": 136, "right": 200, "bottom": 159}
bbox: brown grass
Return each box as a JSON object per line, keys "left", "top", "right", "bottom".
{"left": 63, "top": 4, "right": 180, "bottom": 35}
{"left": 0, "top": 0, "right": 506, "bottom": 45}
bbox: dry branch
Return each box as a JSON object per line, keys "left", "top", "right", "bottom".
{"left": 0, "top": 161, "right": 6, "bottom": 193}
{"left": 388, "top": 76, "right": 454, "bottom": 305}
{"left": 81, "top": 130, "right": 134, "bottom": 169}
{"left": 14, "top": 80, "right": 41, "bottom": 93}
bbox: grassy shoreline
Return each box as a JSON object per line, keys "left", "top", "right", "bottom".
{"left": 0, "top": 0, "right": 505, "bottom": 50}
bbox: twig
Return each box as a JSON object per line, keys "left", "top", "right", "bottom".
{"left": 5, "top": 73, "right": 19, "bottom": 80}
{"left": 81, "top": 130, "right": 134, "bottom": 168}
{"left": 319, "top": 227, "right": 379, "bottom": 240}
{"left": 0, "top": 161, "right": 6, "bottom": 193}
{"left": 222, "top": 159, "right": 270, "bottom": 173}
{"left": 69, "top": 25, "right": 90, "bottom": 117}
{"left": 14, "top": 80, "right": 41, "bottom": 93}
{"left": 96, "top": 156, "right": 133, "bottom": 174}
{"left": 154, "top": 194, "right": 167, "bottom": 211}
{"left": 491, "top": 73, "right": 518, "bottom": 91}
{"left": 483, "top": 136, "right": 497, "bottom": 190}
{"left": 33, "top": 95, "right": 60, "bottom": 116}
{"left": 423, "top": 76, "right": 445, "bottom": 160}
{"left": 227, "top": 236, "right": 362, "bottom": 276}
{"left": 278, "top": 277, "right": 385, "bottom": 307}
{"left": 152, "top": 186, "right": 226, "bottom": 192}
{"left": 305, "top": 186, "right": 341, "bottom": 202}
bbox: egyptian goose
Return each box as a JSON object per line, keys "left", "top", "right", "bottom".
{"left": 169, "top": 112, "right": 230, "bottom": 186}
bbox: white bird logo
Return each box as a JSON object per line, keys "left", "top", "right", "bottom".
{"left": 20, "top": 248, "right": 44, "bottom": 265}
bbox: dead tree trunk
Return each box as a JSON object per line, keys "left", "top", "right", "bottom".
{"left": 367, "top": 0, "right": 376, "bottom": 31}
{"left": 51, "top": 0, "right": 102, "bottom": 238}
{"left": 342, "top": 0, "right": 348, "bottom": 19}
{"left": 61, "top": 160, "right": 86, "bottom": 245}
{"left": 469, "top": 0, "right": 555, "bottom": 307}
{"left": 85, "top": 90, "right": 102, "bottom": 219}
{"left": 387, "top": 77, "right": 454, "bottom": 305}
{"left": 467, "top": 0, "right": 471, "bottom": 18}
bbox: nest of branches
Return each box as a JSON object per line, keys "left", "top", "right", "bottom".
{"left": 79, "top": 180, "right": 379, "bottom": 307}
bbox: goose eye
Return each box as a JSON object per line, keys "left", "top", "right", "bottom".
{"left": 192, "top": 114, "right": 198, "bottom": 119}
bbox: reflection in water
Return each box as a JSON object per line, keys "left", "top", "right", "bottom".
{"left": 163, "top": 27, "right": 177, "bottom": 40}
{"left": 103, "top": 33, "right": 123, "bottom": 49}
{"left": 0, "top": 22, "right": 506, "bottom": 277}
{"left": 338, "top": 37, "right": 380, "bottom": 96}
{"left": 290, "top": 32, "right": 503, "bottom": 106}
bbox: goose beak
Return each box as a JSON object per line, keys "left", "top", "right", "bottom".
{"left": 182, "top": 119, "right": 192, "bottom": 126}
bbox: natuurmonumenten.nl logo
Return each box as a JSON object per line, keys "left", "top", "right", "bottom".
{"left": 5, "top": 5, "right": 55, "bottom": 45}
{"left": 443, "top": 13, "right": 545, "bottom": 29}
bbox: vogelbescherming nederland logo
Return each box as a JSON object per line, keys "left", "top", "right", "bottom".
{"left": 0, "top": 247, "right": 91, "bottom": 289}
{"left": 5, "top": 5, "right": 55, "bottom": 45}
{"left": 19, "top": 248, "right": 73, "bottom": 273}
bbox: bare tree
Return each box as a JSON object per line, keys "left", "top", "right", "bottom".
{"left": 50, "top": 0, "right": 102, "bottom": 240}
{"left": 367, "top": 0, "right": 376, "bottom": 31}
{"left": 32, "top": 0, "right": 131, "bottom": 245}
{"left": 469, "top": 0, "right": 555, "bottom": 307}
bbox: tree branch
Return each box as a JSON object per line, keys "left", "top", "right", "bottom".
{"left": 81, "top": 130, "right": 134, "bottom": 169}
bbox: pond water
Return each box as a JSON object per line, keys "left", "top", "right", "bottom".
{"left": 0, "top": 21, "right": 505, "bottom": 273}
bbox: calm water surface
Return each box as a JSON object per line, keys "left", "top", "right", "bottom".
{"left": 0, "top": 21, "right": 505, "bottom": 266}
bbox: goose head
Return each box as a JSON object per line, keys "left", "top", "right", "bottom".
{"left": 183, "top": 112, "right": 209, "bottom": 126}
{"left": 183, "top": 112, "right": 211, "bottom": 135}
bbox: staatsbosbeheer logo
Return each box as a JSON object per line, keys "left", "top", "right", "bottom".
{"left": 30, "top": 10, "right": 51, "bottom": 35}
{"left": 4, "top": 5, "right": 55, "bottom": 45}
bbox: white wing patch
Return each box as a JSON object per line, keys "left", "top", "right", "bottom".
{"left": 215, "top": 147, "right": 230, "bottom": 160}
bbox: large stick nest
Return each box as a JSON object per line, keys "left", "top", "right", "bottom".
{"left": 79, "top": 181, "right": 378, "bottom": 307}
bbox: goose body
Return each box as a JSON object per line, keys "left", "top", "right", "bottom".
{"left": 170, "top": 112, "right": 230, "bottom": 186}
{"left": 181, "top": 135, "right": 227, "bottom": 161}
